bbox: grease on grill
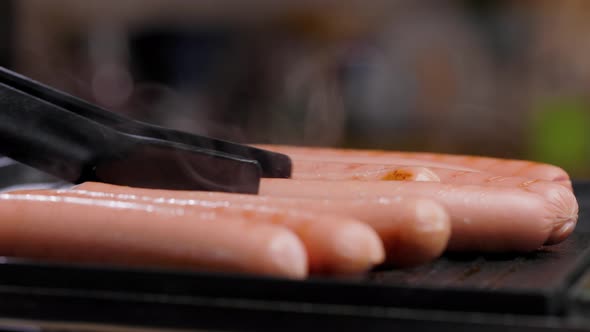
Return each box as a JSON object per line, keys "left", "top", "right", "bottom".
{"left": 458, "top": 264, "right": 482, "bottom": 281}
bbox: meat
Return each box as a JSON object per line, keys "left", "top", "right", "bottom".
{"left": 258, "top": 178, "right": 578, "bottom": 252}
{"left": 0, "top": 193, "right": 308, "bottom": 278}
{"left": 256, "top": 145, "right": 571, "bottom": 185}
{"left": 289, "top": 158, "right": 576, "bottom": 243}
{"left": 291, "top": 161, "right": 572, "bottom": 219}
{"left": 408, "top": 168, "right": 575, "bottom": 228}
{"left": 0, "top": 142, "right": 577, "bottom": 277}
{"left": 292, "top": 160, "right": 441, "bottom": 182}
{"left": 7, "top": 189, "right": 388, "bottom": 274}
{"left": 67, "top": 182, "right": 452, "bottom": 267}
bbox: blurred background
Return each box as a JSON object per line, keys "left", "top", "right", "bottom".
{"left": 2, "top": 0, "right": 590, "bottom": 177}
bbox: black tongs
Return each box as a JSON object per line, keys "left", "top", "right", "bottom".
{"left": 0, "top": 66, "right": 292, "bottom": 194}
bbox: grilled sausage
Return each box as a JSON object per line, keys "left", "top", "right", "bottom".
{"left": 292, "top": 160, "right": 441, "bottom": 182}
{"left": 291, "top": 161, "right": 572, "bottom": 229}
{"left": 257, "top": 145, "right": 571, "bottom": 186}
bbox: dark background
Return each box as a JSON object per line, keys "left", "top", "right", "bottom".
{"left": 2, "top": 0, "right": 590, "bottom": 177}
{"left": 0, "top": 1, "right": 13, "bottom": 67}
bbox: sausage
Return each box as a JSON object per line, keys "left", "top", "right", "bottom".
{"left": 415, "top": 168, "right": 574, "bottom": 220}
{"left": 292, "top": 160, "right": 441, "bottom": 182}
{"left": 256, "top": 144, "right": 571, "bottom": 185}
{"left": 12, "top": 188, "right": 385, "bottom": 274}
{"left": 274, "top": 147, "right": 479, "bottom": 172}
{"left": 291, "top": 161, "right": 572, "bottom": 224}
{"left": 0, "top": 193, "right": 308, "bottom": 278}
{"left": 55, "top": 184, "right": 449, "bottom": 267}
{"left": 68, "top": 182, "right": 451, "bottom": 267}
{"left": 291, "top": 160, "right": 573, "bottom": 202}
{"left": 256, "top": 179, "right": 578, "bottom": 252}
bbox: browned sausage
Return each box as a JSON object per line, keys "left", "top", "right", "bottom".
{"left": 257, "top": 144, "right": 571, "bottom": 185}
{"left": 292, "top": 160, "right": 441, "bottom": 182}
